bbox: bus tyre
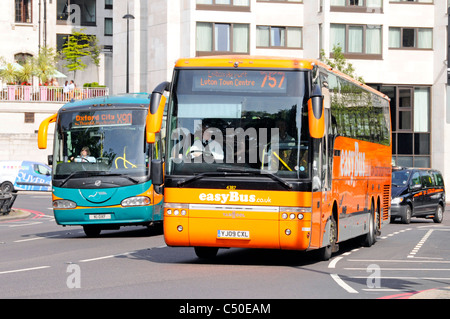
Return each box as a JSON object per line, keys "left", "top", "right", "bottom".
{"left": 362, "top": 205, "right": 377, "bottom": 247}
{"left": 317, "top": 216, "right": 337, "bottom": 261}
{"left": 83, "top": 225, "right": 101, "bottom": 237}
{"left": 194, "top": 247, "right": 218, "bottom": 259}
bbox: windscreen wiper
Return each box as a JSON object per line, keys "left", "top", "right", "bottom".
{"left": 100, "top": 173, "right": 140, "bottom": 184}
{"left": 177, "top": 168, "right": 294, "bottom": 190}
{"left": 217, "top": 167, "right": 293, "bottom": 190}
{"left": 59, "top": 171, "right": 140, "bottom": 187}
{"left": 177, "top": 171, "right": 242, "bottom": 187}
{"left": 59, "top": 171, "right": 102, "bottom": 187}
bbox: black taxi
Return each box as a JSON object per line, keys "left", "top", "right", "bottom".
{"left": 391, "top": 167, "right": 445, "bottom": 224}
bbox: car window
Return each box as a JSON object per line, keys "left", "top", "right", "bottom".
{"left": 392, "top": 170, "right": 410, "bottom": 186}
{"left": 410, "top": 172, "right": 421, "bottom": 187}
{"left": 433, "top": 172, "right": 444, "bottom": 187}
{"left": 421, "top": 171, "right": 434, "bottom": 187}
{"left": 34, "top": 164, "right": 51, "bottom": 175}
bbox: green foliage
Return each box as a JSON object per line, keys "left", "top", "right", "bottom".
{"left": 0, "top": 63, "right": 20, "bottom": 84}
{"left": 83, "top": 82, "right": 106, "bottom": 88}
{"left": 17, "top": 59, "right": 34, "bottom": 84}
{"left": 0, "top": 47, "right": 59, "bottom": 85}
{"left": 320, "top": 45, "right": 365, "bottom": 83}
{"left": 61, "top": 29, "right": 100, "bottom": 74}
{"left": 32, "top": 46, "right": 59, "bottom": 84}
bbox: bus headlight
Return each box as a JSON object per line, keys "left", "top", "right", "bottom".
{"left": 164, "top": 203, "right": 189, "bottom": 216}
{"left": 121, "top": 196, "right": 151, "bottom": 207}
{"left": 280, "top": 207, "right": 311, "bottom": 220}
{"left": 53, "top": 200, "right": 77, "bottom": 209}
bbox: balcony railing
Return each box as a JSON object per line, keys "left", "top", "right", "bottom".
{"left": 0, "top": 85, "right": 109, "bottom": 102}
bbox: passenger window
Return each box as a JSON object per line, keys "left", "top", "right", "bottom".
{"left": 421, "top": 172, "right": 433, "bottom": 187}
{"left": 410, "top": 172, "right": 421, "bottom": 187}
{"left": 433, "top": 172, "right": 444, "bottom": 187}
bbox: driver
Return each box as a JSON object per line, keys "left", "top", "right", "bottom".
{"left": 188, "top": 123, "right": 224, "bottom": 161}
{"left": 71, "top": 146, "right": 96, "bottom": 163}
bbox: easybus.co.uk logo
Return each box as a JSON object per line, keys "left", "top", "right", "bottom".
{"left": 199, "top": 191, "right": 271, "bottom": 204}
{"left": 340, "top": 141, "right": 366, "bottom": 180}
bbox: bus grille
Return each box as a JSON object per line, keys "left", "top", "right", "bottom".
{"left": 382, "top": 184, "right": 391, "bottom": 221}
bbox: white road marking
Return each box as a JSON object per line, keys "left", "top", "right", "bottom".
{"left": 330, "top": 274, "right": 358, "bottom": 294}
{"left": 408, "top": 229, "right": 433, "bottom": 258}
{"left": 79, "top": 252, "right": 132, "bottom": 263}
{"left": 0, "top": 266, "right": 50, "bottom": 275}
{"left": 14, "top": 235, "right": 59, "bottom": 243}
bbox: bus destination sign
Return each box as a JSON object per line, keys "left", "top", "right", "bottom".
{"left": 73, "top": 110, "right": 133, "bottom": 127}
{"left": 193, "top": 70, "right": 287, "bottom": 93}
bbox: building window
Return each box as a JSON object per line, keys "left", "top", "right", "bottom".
{"left": 256, "top": 26, "right": 302, "bottom": 48}
{"left": 105, "top": 18, "right": 113, "bottom": 36}
{"left": 330, "top": 24, "right": 382, "bottom": 59}
{"left": 390, "top": 0, "right": 433, "bottom": 3}
{"left": 57, "top": 0, "right": 96, "bottom": 26}
{"left": 330, "top": 0, "right": 382, "bottom": 12}
{"left": 257, "top": 0, "right": 303, "bottom": 3}
{"left": 24, "top": 112, "right": 35, "bottom": 124}
{"left": 371, "top": 85, "right": 431, "bottom": 167}
{"left": 56, "top": 34, "right": 70, "bottom": 51}
{"left": 105, "top": 0, "right": 113, "bottom": 9}
{"left": 196, "top": 0, "right": 250, "bottom": 11}
{"left": 15, "top": 0, "right": 32, "bottom": 23}
{"left": 389, "top": 27, "right": 433, "bottom": 49}
{"left": 14, "top": 53, "right": 33, "bottom": 65}
{"left": 196, "top": 22, "right": 249, "bottom": 55}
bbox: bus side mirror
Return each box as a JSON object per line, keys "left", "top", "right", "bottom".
{"left": 47, "top": 155, "right": 53, "bottom": 166}
{"left": 151, "top": 159, "right": 164, "bottom": 186}
{"left": 38, "top": 113, "right": 57, "bottom": 149}
{"left": 146, "top": 81, "right": 170, "bottom": 144}
{"left": 308, "top": 85, "right": 325, "bottom": 139}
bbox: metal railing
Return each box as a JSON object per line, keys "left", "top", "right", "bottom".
{"left": 0, "top": 85, "right": 109, "bottom": 102}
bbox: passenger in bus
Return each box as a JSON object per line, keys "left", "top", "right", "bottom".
{"left": 71, "top": 146, "right": 96, "bottom": 163}
{"left": 275, "top": 119, "right": 295, "bottom": 146}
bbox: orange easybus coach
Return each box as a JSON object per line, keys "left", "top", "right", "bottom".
{"left": 148, "top": 56, "right": 391, "bottom": 260}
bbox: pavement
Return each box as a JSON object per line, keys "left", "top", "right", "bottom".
{"left": 408, "top": 287, "right": 450, "bottom": 299}
{"left": 0, "top": 208, "right": 31, "bottom": 221}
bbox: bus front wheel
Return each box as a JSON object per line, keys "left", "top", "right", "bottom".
{"left": 194, "top": 247, "right": 218, "bottom": 259}
{"left": 317, "top": 215, "right": 337, "bottom": 261}
{"left": 83, "top": 225, "right": 101, "bottom": 237}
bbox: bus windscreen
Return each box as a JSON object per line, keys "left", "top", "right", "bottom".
{"left": 167, "top": 69, "right": 310, "bottom": 179}
{"left": 53, "top": 108, "right": 149, "bottom": 182}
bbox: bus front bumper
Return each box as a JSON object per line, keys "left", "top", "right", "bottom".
{"left": 53, "top": 205, "right": 162, "bottom": 226}
{"left": 163, "top": 204, "right": 312, "bottom": 251}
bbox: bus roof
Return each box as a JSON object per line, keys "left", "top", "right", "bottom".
{"left": 175, "top": 55, "right": 315, "bottom": 70}
{"left": 60, "top": 93, "right": 150, "bottom": 110}
{"left": 174, "top": 56, "right": 388, "bottom": 100}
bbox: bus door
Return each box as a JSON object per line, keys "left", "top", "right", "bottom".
{"left": 310, "top": 109, "right": 333, "bottom": 250}
{"left": 311, "top": 138, "right": 332, "bottom": 248}
{"left": 151, "top": 132, "right": 164, "bottom": 220}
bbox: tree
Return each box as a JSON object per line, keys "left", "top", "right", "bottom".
{"left": 61, "top": 29, "right": 100, "bottom": 77}
{"left": 0, "top": 63, "right": 20, "bottom": 84}
{"left": 32, "top": 46, "right": 59, "bottom": 84}
{"left": 17, "top": 59, "right": 34, "bottom": 85}
{"left": 320, "top": 45, "right": 365, "bottom": 83}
